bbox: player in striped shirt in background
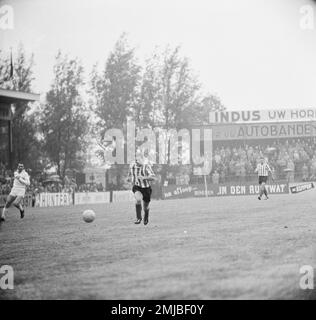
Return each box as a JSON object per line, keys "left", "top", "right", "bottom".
{"left": 127, "top": 152, "right": 156, "bottom": 225}
{"left": 255, "top": 157, "right": 274, "bottom": 200}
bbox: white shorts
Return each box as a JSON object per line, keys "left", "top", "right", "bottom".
{"left": 9, "top": 188, "right": 26, "bottom": 197}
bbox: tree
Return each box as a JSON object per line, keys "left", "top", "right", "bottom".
{"left": 138, "top": 46, "right": 225, "bottom": 180}
{"left": 196, "top": 94, "right": 226, "bottom": 125}
{"left": 0, "top": 45, "right": 42, "bottom": 173}
{"left": 136, "top": 46, "right": 200, "bottom": 170}
{"left": 90, "top": 34, "right": 141, "bottom": 190}
{"left": 138, "top": 46, "right": 203, "bottom": 130}
{"left": 89, "top": 36, "right": 226, "bottom": 186}
{"left": 41, "top": 51, "right": 88, "bottom": 178}
{"left": 90, "top": 33, "right": 141, "bottom": 137}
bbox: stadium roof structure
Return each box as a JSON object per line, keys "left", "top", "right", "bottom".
{"left": 0, "top": 88, "right": 40, "bottom": 169}
{"left": 0, "top": 88, "right": 40, "bottom": 104}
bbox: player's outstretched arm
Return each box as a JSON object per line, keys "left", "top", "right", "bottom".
{"left": 143, "top": 175, "right": 156, "bottom": 182}
{"left": 143, "top": 164, "right": 156, "bottom": 182}
{"left": 25, "top": 175, "right": 31, "bottom": 186}
{"left": 18, "top": 174, "right": 30, "bottom": 186}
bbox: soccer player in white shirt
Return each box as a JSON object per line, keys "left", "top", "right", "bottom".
{"left": 255, "top": 157, "right": 273, "bottom": 200}
{"left": 0, "top": 163, "right": 30, "bottom": 222}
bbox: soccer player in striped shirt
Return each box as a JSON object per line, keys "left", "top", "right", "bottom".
{"left": 127, "top": 153, "right": 156, "bottom": 225}
{"left": 255, "top": 157, "right": 273, "bottom": 200}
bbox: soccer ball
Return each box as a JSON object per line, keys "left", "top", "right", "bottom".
{"left": 82, "top": 209, "right": 95, "bottom": 223}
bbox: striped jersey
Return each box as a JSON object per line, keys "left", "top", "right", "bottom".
{"left": 255, "top": 162, "right": 272, "bottom": 177}
{"left": 128, "top": 161, "right": 155, "bottom": 188}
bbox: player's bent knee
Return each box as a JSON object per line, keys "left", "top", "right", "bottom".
{"left": 134, "top": 191, "right": 143, "bottom": 202}
{"left": 5, "top": 196, "right": 15, "bottom": 208}
{"left": 15, "top": 196, "right": 23, "bottom": 205}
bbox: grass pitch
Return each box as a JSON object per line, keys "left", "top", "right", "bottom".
{"left": 0, "top": 190, "right": 316, "bottom": 300}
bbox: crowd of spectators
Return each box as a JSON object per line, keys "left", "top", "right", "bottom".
{"left": 209, "top": 138, "right": 316, "bottom": 184}
{"left": 0, "top": 162, "right": 11, "bottom": 195}
{"left": 77, "top": 182, "right": 105, "bottom": 192}
{"left": 154, "top": 138, "right": 316, "bottom": 186}
{"left": 28, "top": 180, "right": 106, "bottom": 194}
{"left": 82, "top": 137, "right": 316, "bottom": 188}
{"left": 1, "top": 163, "right": 106, "bottom": 195}
{"left": 2, "top": 137, "right": 316, "bottom": 195}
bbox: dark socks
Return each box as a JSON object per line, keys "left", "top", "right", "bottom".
{"left": 144, "top": 209, "right": 149, "bottom": 221}
{"left": 136, "top": 203, "right": 142, "bottom": 220}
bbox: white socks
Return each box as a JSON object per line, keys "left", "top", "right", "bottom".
{"left": 1, "top": 207, "right": 6, "bottom": 219}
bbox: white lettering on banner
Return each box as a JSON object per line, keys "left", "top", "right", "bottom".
{"left": 211, "top": 122, "right": 316, "bottom": 141}
{"left": 174, "top": 186, "right": 193, "bottom": 195}
{"left": 230, "top": 185, "right": 246, "bottom": 195}
{"left": 267, "top": 184, "right": 285, "bottom": 193}
{"left": 35, "top": 193, "right": 72, "bottom": 207}
{"left": 112, "top": 190, "right": 135, "bottom": 202}
{"left": 290, "top": 182, "right": 314, "bottom": 194}
{"left": 249, "top": 184, "right": 287, "bottom": 194}
{"left": 249, "top": 185, "right": 261, "bottom": 194}
{"left": 209, "top": 109, "right": 316, "bottom": 124}
{"left": 74, "top": 192, "right": 110, "bottom": 205}
{"left": 217, "top": 186, "right": 227, "bottom": 195}
{"left": 162, "top": 183, "right": 289, "bottom": 200}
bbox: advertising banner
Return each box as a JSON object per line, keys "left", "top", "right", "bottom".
{"left": 162, "top": 182, "right": 289, "bottom": 200}
{"left": 112, "top": 190, "right": 135, "bottom": 202}
{"left": 0, "top": 193, "right": 33, "bottom": 207}
{"left": 290, "top": 182, "right": 314, "bottom": 194}
{"left": 23, "top": 193, "right": 34, "bottom": 207}
{"left": 210, "top": 122, "right": 316, "bottom": 141}
{"left": 209, "top": 109, "right": 316, "bottom": 124}
{"left": 74, "top": 192, "right": 110, "bottom": 205}
{"left": 35, "top": 193, "right": 72, "bottom": 207}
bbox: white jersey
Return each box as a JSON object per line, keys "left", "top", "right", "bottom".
{"left": 12, "top": 170, "right": 30, "bottom": 190}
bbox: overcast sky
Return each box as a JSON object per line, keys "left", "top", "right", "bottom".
{"left": 1, "top": 0, "right": 316, "bottom": 110}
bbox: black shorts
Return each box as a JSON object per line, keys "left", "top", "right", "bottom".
{"left": 259, "top": 176, "right": 268, "bottom": 185}
{"left": 132, "top": 185, "right": 152, "bottom": 203}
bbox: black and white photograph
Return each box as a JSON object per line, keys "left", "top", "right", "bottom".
{"left": 1, "top": 0, "right": 316, "bottom": 305}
